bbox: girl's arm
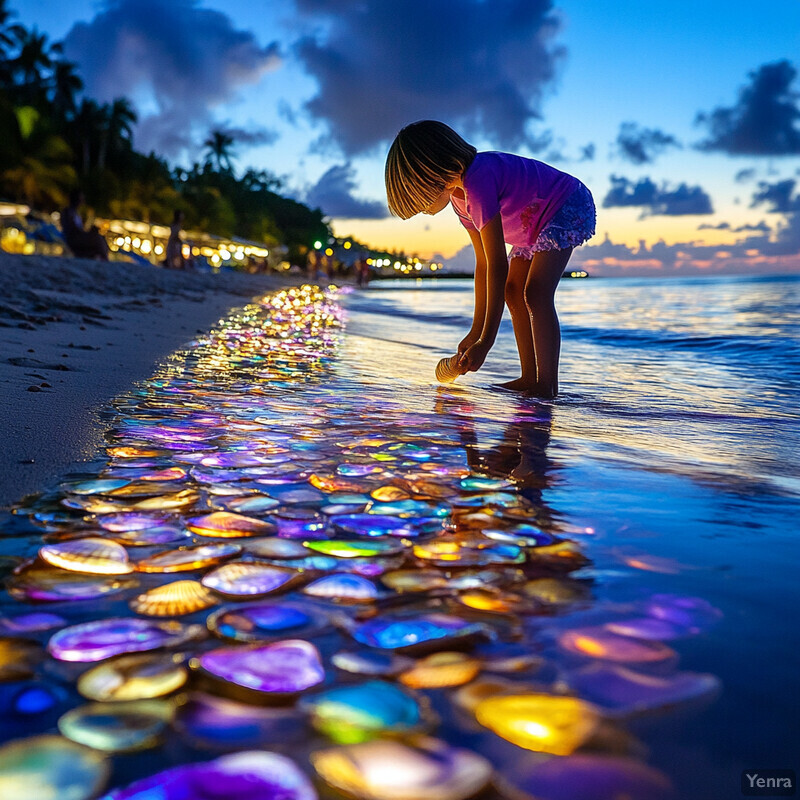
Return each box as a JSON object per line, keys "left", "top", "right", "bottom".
{"left": 457, "top": 227, "right": 488, "bottom": 358}
{"left": 460, "top": 212, "right": 507, "bottom": 372}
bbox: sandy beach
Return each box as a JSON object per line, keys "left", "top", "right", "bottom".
{"left": 0, "top": 253, "right": 296, "bottom": 507}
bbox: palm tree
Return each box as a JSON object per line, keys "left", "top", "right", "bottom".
{"left": 98, "top": 96, "right": 136, "bottom": 168}
{"left": 203, "top": 129, "right": 235, "bottom": 172}
{"left": 70, "top": 98, "right": 106, "bottom": 173}
{"left": 0, "top": 0, "right": 25, "bottom": 63}
{"left": 11, "top": 28, "right": 60, "bottom": 104}
{"left": 50, "top": 58, "right": 83, "bottom": 120}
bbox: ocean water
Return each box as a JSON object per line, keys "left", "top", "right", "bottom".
{"left": 341, "top": 273, "right": 800, "bottom": 799}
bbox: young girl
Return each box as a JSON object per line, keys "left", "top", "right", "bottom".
{"left": 385, "top": 120, "right": 596, "bottom": 398}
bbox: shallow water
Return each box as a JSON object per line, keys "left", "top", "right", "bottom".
{"left": 0, "top": 276, "right": 797, "bottom": 800}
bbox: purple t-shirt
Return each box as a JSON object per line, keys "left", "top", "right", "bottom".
{"left": 450, "top": 152, "right": 579, "bottom": 246}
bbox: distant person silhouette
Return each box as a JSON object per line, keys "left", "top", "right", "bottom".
{"left": 60, "top": 190, "right": 109, "bottom": 261}
{"left": 165, "top": 210, "right": 186, "bottom": 269}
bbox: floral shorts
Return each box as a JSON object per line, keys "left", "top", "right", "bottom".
{"left": 509, "top": 182, "right": 596, "bottom": 259}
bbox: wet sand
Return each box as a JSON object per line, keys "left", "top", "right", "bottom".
{"left": 0, "top": 253, "right": 297, "bottom": 507}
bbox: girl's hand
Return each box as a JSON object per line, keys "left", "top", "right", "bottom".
{"left": 457, "top": 331, "right": 481, "bottom": 360}
{"left": 459, "top": 339, "right": 491, "bottom": 373}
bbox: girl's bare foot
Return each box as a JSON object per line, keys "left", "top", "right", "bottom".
{"left": 497, "top": 377, "right": 538, "bottom": 392}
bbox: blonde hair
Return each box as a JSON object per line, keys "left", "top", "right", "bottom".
{"left": 385, "top": 121, "right": 477, "bottom": 219}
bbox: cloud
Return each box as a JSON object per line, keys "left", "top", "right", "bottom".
{"left": 698, "top": 222, "right": 731, "bottom": 230}
{"left": 293, "top": 0, "right": 564, "bottom": 155}
{"left": 696, "top": 60, "right": 800, "bottom": 156}
{"left": 735, "top": 168, "right": 756, "bottom": 183}
{"left": 603, "top": 175, "right": 713, "bottom": 216}
{"left": 305, "top": 163, "right": 388, "bottom": 219}
{"left": 615, "top": 122, "right": 681, "bottom": 164}
{"left": 750, "top": 179, "right": 800, "bottom": 213}
{"left": 62, "top": 0, "right": 281, "bottom": 159}
{"left": 217, "top": 126, "right": 279, "bottom": 148}
{"left": 579, "top": 143, "right": 596, "bottom": 161}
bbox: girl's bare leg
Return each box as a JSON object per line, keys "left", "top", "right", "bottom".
{"left": 525, "top": 247, "right": 574, "bottom": 398}
{"left": 500, "top": 255, "right": 538, "bottom": 391}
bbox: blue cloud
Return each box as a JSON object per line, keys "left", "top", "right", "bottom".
{"left": 603, "top": 176, "right": 713, "bottom": 216}
{"left": 305, "top": 163, "right": 388, "bottom": 219}
{"left": 615, "top": 122, "right": 681, "bottom": 164}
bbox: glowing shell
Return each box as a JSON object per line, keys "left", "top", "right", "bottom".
{"left": 302, "top": 573, "right": 378, "bottom": 602}
{"left": 196, "top": 639, "right": 325, "bottom": 697}
{"left": 352, "top": 613, "right": 490, "bottom": 654}
{"left": 39, "top": 538, "right": 134, "bottom": 575}
{"left": 130, "top": 580, "right": 217, "bottom": 616}
{"left": 201, "top": 562, "right": 295, "bottom": 598}
{"left": 399, "top": 652, "right": 481, "bottom": 689}
{"left": 187, "top": 511, "right": 277, "bottom": 538}
{"left": 475, "top": 694, "right": 600, "bottom": 755}
{"left": 136, "top": 543, "right": 241, "bottom": 573}
{"left": 559, "top": 627, "right": 677, "bottom": 663}
{"left": 58, "top": 700, "right": 173, "bottom": 752}
{"left": 0, "top": 735, "right": 109, "bottom": 800}
{"left": 311, "top": 737, "right": 492, "bottom": 800}
{"left": 207, "top": 603, "right": 319, "bottom": 642}
{"left": 77, "top": 653, "right": 188, "bottom": 702}
{"left": 49, "top": 618, "right": 200, "bottom": 662}
{"left": 98, "top": 751, "right": 317, "bottom": 800}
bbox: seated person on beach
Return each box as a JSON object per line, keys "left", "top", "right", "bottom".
{"left": 60, "top": 190, "right": 109, "bottom": 261}
{"left": 165, "top": 210, "right": 186, "bottom": 269}
{"left": 385, "top": 121, "right": 596, "bottom": 398}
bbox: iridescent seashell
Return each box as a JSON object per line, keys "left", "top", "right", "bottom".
{"left": 65, "top": 478, "right": 130, "bottom": 495}
{"left": 370, "top": 499, "right": 447, "bottom": 517}
{"left": 77, "top": 653, "right": 188, "bottom": 702}
{"left": 304, "top": 539, "right": 405, "bottom": 558}
{"left": 97, "top": 513, "right": 171, "bottom": 532}
{"left": 299, "top": 680, "right": 425, "bottom": 743}
{"left": 331, "top": 650, "right": 415, "bottom": 677}
{"left": 459, "top": 476, "right": 512, "bottom": 491}
{"left": 331, "top": 514, "right": 413, "bottom": 538}
{"left": 40, "top": 538, "right": 134, "bottom": 575}
{"left": 187, "top": 511, "right": 277, "bottom": 538}
{"left": 211, "top": 494, "right": 280, "bottom": 514}
{"left": 559, "top": 627, "right": 677, "bottom": 663}
{"left": 604, "top": 617, "right": 688, "bottom": 640}
{"left": 482, "top": 527, "right": 555, "bottom": 547}
{"left": 412, "top": 539, "right": 524, "bottom": 567}
{"left": 103, "top": 751, "right": 317, "bottom": 800}
{"left": 475, "top": 693, "right": 600, "bottom": 755}
{"left": 136, "top": 543, "right": 241, "bottom": 573}
{"left": 7, "top": 566, "right": 138, "bottom": 602}
{"left": 311, "top": 737, "right": 492, "bottom": 800}
{"left": 369, "top": 486, "right": 411, "bottom": 502}
{"left": 452, "top": 677, "right": 523, "bottom": 712}
{"left": 196, "top": 639, "right": 325, "bottom": 698}
{"left": 352, "top": 613, "right": 490, "bottom": 654}
{"left": 0, "top": 611, "right": 66, "bottom": 634}
{"left": 58, "top": 700, "right": 172, "bottom": 752}
{"left": 0, "top": 638, "right": 42, "bottom": 681}
{"left": 527, "top": 541, "right": 589, "bottom": 571}
{"left": 109, "top": 480, "right": 189, "bottom": 498}
{"left": 399, "top": 652, "right": 481, "bottom": 689}
{"left": 0, "top": 735, "right": 109, "bottom": 800}
{"left": 498, "top": 754, "right": 673, "bottom": 800}
{"left": 130, "top": 580, "right": 217, "bottom": 616}
{"left": 207, "top": 603, "right": 321, "bottom": 643}
{"left": 132, "top": 488, "right": 200, "bottom": 511}
{"left": 242, "top": 538, "right": 309, "bottom": 559}
{"left": 174, "top": 692, "right": 305, "bottom": 749}
{"left": 565, "top": 663, "right": 720, "bottom": 717}
{"left": 108, "top": 525, "right": 190, "bottom": 547}
{"left": 201, "top": 562, "right": 296, "bottom": 598}
{"left": 302, "top": 573, "right": 378, "bottom": 603}
{"left": 49, "top": 618, "right": 201, "bottom": 662}
{"left": 381, "top": 569, "right": 449, "bottom": 593}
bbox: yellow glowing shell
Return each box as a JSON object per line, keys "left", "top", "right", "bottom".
{"left": 0, "top": 637, "right": 41, "bottom": 681}
{"left": 133, "top": 489, "right": 200, "bottom": 511}
{"left": 130, "top": 580, "right": 217, "bottom": 616}
{"left": 458, "top": 589, "right": 523, "bottom": 614}
{"left": 77, "top": 653, "right": 187, "bottom": 701}
{"left": 381, "top": 570, "right": 449, "bottom": 593}
{"left": 187, "top": 511, "right": 275, "bottom": 538}
{"left": 311, "top": 738, "right": 493, "bottom": 800}
{"left": 412, "top": 541, "right": 462, "bottom": 562}
{"left": 452, "top": 678, "right": 523, "bottom": 712}
{"left": 399, "top": 652, "right": 481, "bottom": 689}
{"left": 370, "top": 486, "right": 411, "bottom": 502}
{"left": 527, "top": 541, "right": 588, "bottom": 570}
{"left": 475, "top": 694, "right": 600, "bottom": 755}
{"left": 435, "top": 355, "right": 461, "bottom": 383}
{"left": 39, "top": 538, "right": 134, "bottom": 575}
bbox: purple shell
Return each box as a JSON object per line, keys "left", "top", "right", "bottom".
{"left": 100, "top": 750, "right": 317, "bottom": 800}
{"left": 198, "top": 639, "right": 325, "bottom": 695}
{"left": 48, "top": 618, "right": 198, "bottom": 662}
{"left": 645, "top": 594, "right": 722, "bottom": 633}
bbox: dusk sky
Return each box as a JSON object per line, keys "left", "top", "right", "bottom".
{"left": 14, "top": 0, "right": 800, "bottom": 275}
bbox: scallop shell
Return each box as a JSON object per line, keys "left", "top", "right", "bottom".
{"left": 130, "top": 580, "right": 217, "bottom": 616}
{"left": 136, "top": 543, "right": 241, "bottom": 573}
{"left": 302, "top": 573, "right": 378, "bottom": 603}
{"left": 40, "top": 537, "right": 134, "bottom": 575}
{"left": 132, "top": 489, "right": 200, "bottom": 511}
{"left": 201, "top": 562, "right": 295, "bottom": 598}
{"left": 399, "top": 652, "right": 481, "bottom": 689}
{"left": 187, "top": 511, "right": 277, "bottom": 538}
{"left": 77, "top": 653, "right": 188, "bottom": 702}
